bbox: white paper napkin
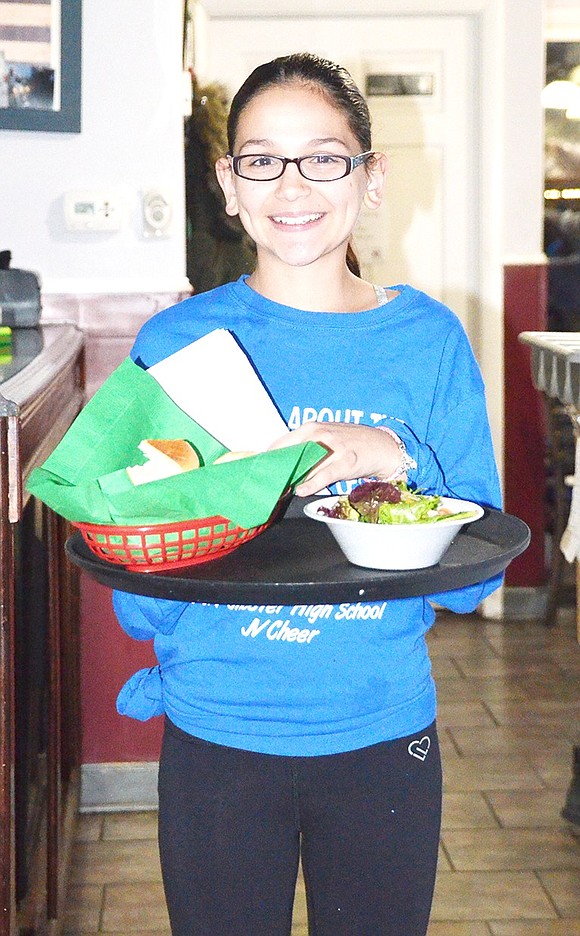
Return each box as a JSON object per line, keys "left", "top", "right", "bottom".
{"left": 148, "top": 329, "right": 289, "bottom": 452}
{"left": 560, "top": 437, "right": 580, "bottom": 562}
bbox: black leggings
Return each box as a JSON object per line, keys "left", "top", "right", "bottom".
{"left": 158, "top": 718, "right": 442, "bottom": 936}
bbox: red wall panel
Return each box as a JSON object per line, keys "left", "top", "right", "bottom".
{"left": 44, "top": 290, "right": 190, "bottom": 764}
{"left": 503, "top": 262, "right": 548, "bottom": 586}
{"left": 80, "top": 574, "right": 163, "bottom": 763}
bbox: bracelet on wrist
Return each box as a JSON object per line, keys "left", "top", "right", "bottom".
{"left": 376, "top": 425, "right": 417, "bottom": 481}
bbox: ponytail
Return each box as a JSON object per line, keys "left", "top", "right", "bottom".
{"left": 346, "top": 240, "right": 361, "bottom": 278}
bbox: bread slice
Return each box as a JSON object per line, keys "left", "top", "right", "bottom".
{"left": 126, "top": 439, "right": 199, "bottom": 486}
{"left": 213, "top": 450, "right": 257, "bottom": 464}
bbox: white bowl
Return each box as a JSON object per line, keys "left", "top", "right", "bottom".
{"left": 303, "top": 495, "right": 484, "bottom": 571}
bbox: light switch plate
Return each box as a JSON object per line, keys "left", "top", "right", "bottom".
{"left": 142, "top": 189, "right": 173, "bottom": 238}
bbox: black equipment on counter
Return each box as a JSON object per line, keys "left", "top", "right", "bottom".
{"left": 0, "top": 268, "right": 42, "bottom": 327}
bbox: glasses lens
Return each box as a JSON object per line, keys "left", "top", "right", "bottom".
{"left": 298, "top": 155, "right": 350, "bottom": 180}
{"left": 235, "top": 155, "right": 285, "bottom": 180}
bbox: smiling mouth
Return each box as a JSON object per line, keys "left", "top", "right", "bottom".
{"left": 270, "top": 213, "right": 324, "bottom": 226}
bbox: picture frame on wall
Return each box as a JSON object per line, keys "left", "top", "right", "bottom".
{"left": 0, "top": 0, "right": 81, "bottom": 133}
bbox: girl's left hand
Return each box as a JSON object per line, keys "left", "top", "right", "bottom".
{"left": 268, "top": 422, "right": 404, "bottom": 496}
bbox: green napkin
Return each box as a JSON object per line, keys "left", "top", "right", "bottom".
{"left": 26, "top": 357, "right": 326, "bottom": 529}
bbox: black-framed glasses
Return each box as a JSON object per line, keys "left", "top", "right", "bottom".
{"left": 228, "top": 151, "right": 375, "bottom": 182}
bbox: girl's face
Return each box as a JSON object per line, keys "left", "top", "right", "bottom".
{"left": 216, "top": 83, "right": 386, "bottom": 272}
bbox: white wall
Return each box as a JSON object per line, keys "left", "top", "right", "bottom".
{"left": 0, "top": 0, "right": 188, "bottom": 294}
{"left": 501, "top": 0, "right": 546, "bottom": 261}
{"left": 546, "top": 0, "right": 580, "bottom": 37}
{"left": 0, "top": 0, "right": 548, "bottom": 297}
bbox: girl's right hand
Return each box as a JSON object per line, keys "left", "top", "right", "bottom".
{"left": 268, "top": 422, "right": 405, "bottom": 496}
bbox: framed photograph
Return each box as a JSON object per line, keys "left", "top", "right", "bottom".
{"left": 0, "top": 0, "right": 82, "bottom": 133}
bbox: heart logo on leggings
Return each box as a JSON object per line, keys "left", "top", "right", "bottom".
{"left": 408, "top": 736, "right": 431, "bottom": 761}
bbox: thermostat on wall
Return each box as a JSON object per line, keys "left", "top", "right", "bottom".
{"left": 64, "top": 190, "right": 125, "bottom": 232}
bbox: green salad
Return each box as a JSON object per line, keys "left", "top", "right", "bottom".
{"left": 318, "top": 480, "right": 477, "bottom": 525}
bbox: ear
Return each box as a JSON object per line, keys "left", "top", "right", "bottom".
{"left": 215, "top": 156, "right": 240, "bottom": 217}
{"left": 363, "top": 151, "right": 387, "bottom": 211}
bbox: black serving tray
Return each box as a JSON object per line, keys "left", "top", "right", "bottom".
{"left": 65, "top": 501, "right": 530, "bottom": 604}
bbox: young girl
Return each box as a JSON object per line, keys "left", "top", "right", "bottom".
{"left": 113, "top": 53, "right": 502, "bottom": 936}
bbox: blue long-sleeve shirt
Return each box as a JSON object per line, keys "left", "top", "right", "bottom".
{"left": 113, "top": 277, "right": 502, "bottom": 755}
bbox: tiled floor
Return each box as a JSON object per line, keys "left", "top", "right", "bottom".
{"left": 64, "top": 610, "right": 580, "bottom": 935}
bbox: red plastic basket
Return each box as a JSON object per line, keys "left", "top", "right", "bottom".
{"left": 73, "top": 515, "right": 271, "bottom": 572}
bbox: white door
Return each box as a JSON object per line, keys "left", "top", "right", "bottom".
{"left": 199, "top": 14, "right": 478, "bottom": 339}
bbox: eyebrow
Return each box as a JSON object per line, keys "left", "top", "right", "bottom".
{"left": 237, "top": 136, "right": 351, "bottom": 152}
{"left": 237, "top": 139, "right": 273, "bottom": 151}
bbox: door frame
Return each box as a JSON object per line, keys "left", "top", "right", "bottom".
{"left": 194, "top": 0, "right": 546, "bottom": 613}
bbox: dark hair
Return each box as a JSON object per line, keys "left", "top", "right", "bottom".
{"left": 227, "top": 53, "right": 372, "bottom": 277}
{"left": 227, "top": 52, "right": 372, "bottom": 153}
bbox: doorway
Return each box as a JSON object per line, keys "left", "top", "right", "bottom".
{"left": 543, "top": 41, "right": 580, "bottom": 330}
{"left": 197, "top": 13, "right": 480, "bottom": 344}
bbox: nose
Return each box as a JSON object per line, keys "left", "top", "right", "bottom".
{"left": 274, "top": 161, "right": 311, "bottom": 198}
